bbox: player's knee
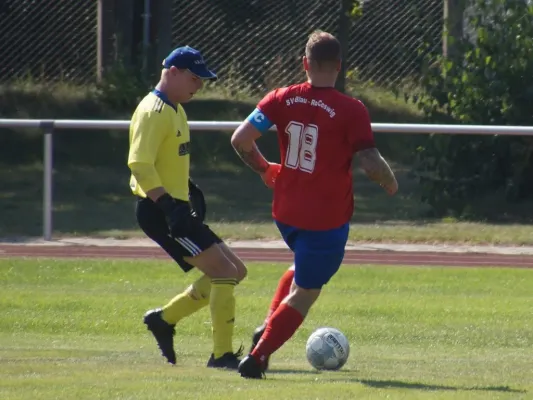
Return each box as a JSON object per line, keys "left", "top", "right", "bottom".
{"left": 236, "top": 264, "right": 247, "bottom": 282}
{"left": 216, "top": 242, "right": 247, "bottom": 282}
{"left": 184, "top": 245, "right": 240, "bottom": 280}
{"left": 230, "top": 256, "right": 247, "bottom": 282}
{"left": 207, "top": 259, "right": 239, "bottom": 280}
{"left": 286, "top": 286, "right": 321, "bottom": 316}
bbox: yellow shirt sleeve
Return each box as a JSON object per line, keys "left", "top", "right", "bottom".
{"left": 128, "top": 110, "right": 168, "bottom": 192}
{"left": 128, "top": 162, "right": 162, "bottom": 193}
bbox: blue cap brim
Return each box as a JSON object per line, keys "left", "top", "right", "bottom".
{"left": 190, "top": 66, "right": 218, "bottom": 81}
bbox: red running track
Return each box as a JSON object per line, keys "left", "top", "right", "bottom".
{"left": 1, "top": 244, "right": 533, "bottom": 268}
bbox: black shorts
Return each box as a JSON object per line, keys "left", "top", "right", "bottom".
{"left": 135, "top": 197, "right": 222, "bottom": 272}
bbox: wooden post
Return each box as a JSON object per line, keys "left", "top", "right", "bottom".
{"left": 115, "top": 0, "right": 134, "bottom": 66}
{"left": 150, "top": 0, "right": 173, "bottom": 78}
{"left": 96, "top": 0, "right": 115, "bottom": 82}
{"left": 336, "top": 0, "right": 351, "bottom": 93}
{"left": 443, "top": 0, "right": 466, "bottom": 58}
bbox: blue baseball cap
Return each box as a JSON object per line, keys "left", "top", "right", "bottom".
{"left": 162, "top": 46, "right": 217, "bottom": 81}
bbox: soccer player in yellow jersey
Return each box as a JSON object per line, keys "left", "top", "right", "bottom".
{"left": 127, "top": 46, "right": 247, "bottom": 369}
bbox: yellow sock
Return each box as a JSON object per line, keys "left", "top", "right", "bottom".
{"left": 210, "top": 278, "right": 237, "bottom": 358}
{"left": 161, "top": 274, "right": 211, "bottom": 325}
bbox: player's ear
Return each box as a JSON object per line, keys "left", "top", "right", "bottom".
{"left": 171, "top": 66, "right": 185, "bottom": 78}
{"left": 336, "top": 59, "right": 342, "bottom": 72}
{"left": 303, "top": 56, "right": 309, "bottom": 71}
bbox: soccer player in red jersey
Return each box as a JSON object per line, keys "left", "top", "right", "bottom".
{"left": 231, "top": 30, "right": 398, "bottom": 378}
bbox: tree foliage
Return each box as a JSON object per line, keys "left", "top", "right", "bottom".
{"left": 410, "top": 0, "right": 533, "bottom": 217}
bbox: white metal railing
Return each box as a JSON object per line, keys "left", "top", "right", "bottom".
{"left": 2, "top": 118, "right": 533, "bottom": 241}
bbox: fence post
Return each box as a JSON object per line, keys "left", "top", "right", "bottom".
{"left": 151, "top": 0, "right": 173, "bottom": 77}
{"left": 40, "top": 121, "right": 55, "bottom": 241}
{"left": 336, "top": 0, "right": 352, "bottom": 93}
{"left": 115, "top": 0, "right": 135, "bottom": 67}
{"left": 97, "top": 0, "right": 116, "bottom": 82}
{"left": 443, "top": 0, "right": 466, "bottom": 58}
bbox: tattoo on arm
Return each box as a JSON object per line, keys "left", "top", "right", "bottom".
{"left": 356, "top": 148, "right": 397, "bottom": 191}
{"left": 233, "top": 142, "right": 270, "bottom": 174}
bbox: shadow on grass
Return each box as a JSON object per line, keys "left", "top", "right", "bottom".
{"left": 267, "top": 369, "right": 525, "bottom": 393}
{"left": 0, "top": 161, "right": 424, "bottom": 237}
{"left": 3, "top": 157, "right": 533, "bottom": 238}
{"left": 359, "top": 379, "right": 525, "bottom": 393}
{"left": 267, "top": 368, "right": 320, "bottom": 376}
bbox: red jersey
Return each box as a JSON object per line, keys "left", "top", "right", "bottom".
{"left": 256, "top": 82, "right": 376, "bottom": 230}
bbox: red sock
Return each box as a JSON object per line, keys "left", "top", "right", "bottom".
{"left": 264, "top": 267, "right": 295, "bottom": 324}
{"left": 252, "top": 303, "right": 304, "bottom": 364}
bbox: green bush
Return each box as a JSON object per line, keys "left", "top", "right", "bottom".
{"left": 96, "top": 61, "right": 154, "bottom": 111}
{"left": 410, "top": 0, "right": 533, "bottom": 217}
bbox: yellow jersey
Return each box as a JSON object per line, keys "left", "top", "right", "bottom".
{"left": 128, "top": 90, "right": 190, "bottom": 201}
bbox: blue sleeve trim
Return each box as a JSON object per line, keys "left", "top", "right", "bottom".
{"left": 247, "top": 108, "right": 273, "bottom": 134}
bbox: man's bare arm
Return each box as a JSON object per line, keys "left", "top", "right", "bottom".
{"left": 356, "top": 148, "right": 398, "bottom": 195}
{"left": 231, "top": 121, "right": 270, "bottom": 174}
{"left": 233, "top": 142, "right": 270, "bottom": 174}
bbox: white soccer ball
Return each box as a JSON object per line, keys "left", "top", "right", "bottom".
{"left": 305, "top": 327, "right": 350, "bottom": 370}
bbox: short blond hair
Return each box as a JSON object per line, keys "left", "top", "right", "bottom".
{"left": 305, "top": 30, "right": 341, "bottom": 70}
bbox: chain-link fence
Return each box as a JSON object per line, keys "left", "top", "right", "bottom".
{"left": 172, "top": 0, "right": 341, "bottom": 92}
{"left": 0, "top": 0, "right": 442, "bottom": 89}
{"left": 348, "top": 0, "right": 443, "bottom": 87}
{"left": 172, "top": 0, "right": 443, "bottom": 92}
{"left": 0, "top": 0, "right": 97, "bottom": 85}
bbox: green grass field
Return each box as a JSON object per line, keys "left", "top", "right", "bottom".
{"left": 1, "top": 258, "right": 531, "bottom": 399}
